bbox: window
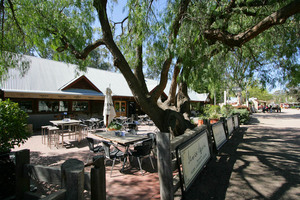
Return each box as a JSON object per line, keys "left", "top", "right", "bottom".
{"left": 39, "top": 101, "right": 58, "bottom": 112}
{"left": 59, "top": 101, "right": 68, "bottom": 112}
{"left": 17, "top": 101, "right": 33, "bottom": 113}
{"left": 72, "top": 101, "right": 88, "bottom": 112}
{"left": 39, "top": 100, "right": 68, "bottom": 112}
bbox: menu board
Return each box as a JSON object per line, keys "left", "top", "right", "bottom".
{"left": 178, "top": 130, "right": 211, "bottom": 190}
{"left": 212, "top": 122, "right": 227, "bottom": 150}
{"left": 234, "top": 115, "right": 239, "bottom": 129}
{"left": 227, "top": 117, "right": 234, "bottom": 136}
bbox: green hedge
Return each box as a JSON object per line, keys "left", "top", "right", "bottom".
{"left": 231, "top": 109, "right": 250, "bottom": 124}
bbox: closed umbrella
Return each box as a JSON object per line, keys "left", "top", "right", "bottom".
{"left": 103, "top": 88, "right": 116, "bottom": 128}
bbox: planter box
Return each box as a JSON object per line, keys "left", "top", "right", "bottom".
{"left": 198, "top": 119, "right": 204, "bottom": 126}
{"left": 210, "top": 119, "right": 219, "bottom": 124}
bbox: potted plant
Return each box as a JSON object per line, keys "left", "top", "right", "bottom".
{"left": 209, "top": 113, "right": 220, "bottom": 124}
{"left": 0, "top": 99, "right": 31, "bottom": 198}
{"left": 107, "top": 121, "right": 122, "bottom": 131}
{"left": 197, "top": 115, "right": 208, "bottom": 126}
{"left": 204, "top": 105, "right": 221, "bottom": 124}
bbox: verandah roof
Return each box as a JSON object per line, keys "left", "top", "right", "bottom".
{"left": 1, "top": 55, "right": 209, "bottom": 102}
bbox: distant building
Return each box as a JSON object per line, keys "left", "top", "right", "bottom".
{"left": 1, "top": 55, "right": 208, "bottom": 129}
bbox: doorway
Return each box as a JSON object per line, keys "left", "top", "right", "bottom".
{"left": 114, "top": 101, "right": 127, "bottom": 117}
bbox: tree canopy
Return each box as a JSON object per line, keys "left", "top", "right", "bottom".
{"left": 1, "top": 0, "right": 299, "bottom": 135}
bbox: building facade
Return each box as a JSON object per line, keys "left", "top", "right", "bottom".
{"left": 1, "top": 55, "right": 209, "bottom": 129}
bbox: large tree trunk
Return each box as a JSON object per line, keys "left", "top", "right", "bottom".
{"left": 155, "top": 81, "right": 195, "bottom": 137}
{"left": 148, "top": 105, "right": 195, "bottom": 138}
{"left": 92, "top": 0, "right": 193, "bottom": 137}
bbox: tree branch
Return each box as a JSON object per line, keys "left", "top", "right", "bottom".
{"left": 1, "top": 0, "right": 4, "bottom": 50}
{"left": 134, "top": 44, "right": 148, "bottom": 93}
{"left": 204, "top": 0, "right": 300, "bottom": 47}
{"left": 7, "top": 0, "right": 25, "bottom": 44}
{"left": 150, "top": 0, "right": 190, "bottom": 101}
{"left": 112, "top": 16, "right": 128, "bottom": 36}
{"left": 164, "top": 57, "right": 182, "bottom": 107}
{"left": 61, "top": 37, "right": 106, "bottom": 60}
{"left": 93, "top": 0, "right": 152, "bottom": 109}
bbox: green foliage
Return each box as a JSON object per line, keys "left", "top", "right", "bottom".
{"left": 221, "top": 104, "right": 234, "bottom": 118}
{"left": 204, "top": 104, "right": 221, "bottom": 119}
{"left": 107, "top": 121, "right": 122, "bottom": 130}
{"left": 1, "top": 0, "right": 299, "bottom": 107}
{"left": 286, "top": 86, "right": 300, "bottom": 102}
{"left": 248, "top": 84, "right": 273, "bottom": 101}
{"left": 0, "top": 99, "right": 31, "bottom": 153}
{"left": 0, "top": 0, "right": 97, "bottom": 76}
{"left": 231, "top": 109, "right": 250, "bottom": 124}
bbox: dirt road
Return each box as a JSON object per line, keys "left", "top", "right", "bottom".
{"left": 181, "top": 109, "right": 300, "bottom": 200}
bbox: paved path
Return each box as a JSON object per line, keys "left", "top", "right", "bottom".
{"left": 182, "top": 109, "right": 300, "bottom": 200}
{"left": 13, "top": 110, "right": 300, "bottom": 199}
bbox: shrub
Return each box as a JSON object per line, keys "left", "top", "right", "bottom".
{"left": 231, "top": 109, "right": 250, "bottom": 124}
{"left": 221, "top": 104, "right": 234, "bottom": 118}
{"left": 0, "top": 99, "right": 31, "bottom": 153}
{"left": 204, "top": 104, "right": 221, "bottom": 119}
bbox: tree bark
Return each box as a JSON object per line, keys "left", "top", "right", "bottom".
{"left": 92, "top": 0, "right": 193, "bottom": 136}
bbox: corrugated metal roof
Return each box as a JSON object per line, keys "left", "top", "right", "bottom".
{"left": 1, "top": 55, "right": 208, "bottom": 101}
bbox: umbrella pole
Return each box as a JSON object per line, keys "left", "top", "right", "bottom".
{"left": 106, "top": 115, "right": 109, "bottom": 128}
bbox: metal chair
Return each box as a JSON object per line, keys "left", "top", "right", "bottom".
{"left": 131, "top": 138, "right": 155, "bottom": 175}
{"left": 102, "top": 140, "right": 125, "bottom": 177}
{"left": 86, "top": 137, "right": 104, "bottom": 163}
{"left": 147, "top": 132, "right": 157, "bottom": 157}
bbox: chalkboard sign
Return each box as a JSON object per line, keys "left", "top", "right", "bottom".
{"left": 226, "top": 117, "right": 234, "bottom": 136}
{"left": 211, "top": 121, "right": 227, "bottom": 150}
{"left": 176, "top": 130, "right": 211, "bottom": 191}
{"left": 234, "top": 115, "right": 239, "bottom": 129}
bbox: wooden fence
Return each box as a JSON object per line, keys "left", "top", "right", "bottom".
{"left": 14, "top": 149, "right": 106, "bottom": 200}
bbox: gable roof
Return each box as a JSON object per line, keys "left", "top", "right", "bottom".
{"left": 1, "top": 55, "right": 208, "bottom": 102}
{"left": 60, "top": 75, "right": 102, "bottom": 93}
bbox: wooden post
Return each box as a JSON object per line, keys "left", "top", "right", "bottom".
{"left": 91, "top": 155, "right": 106, "bottom": 200}
{"left": 61, "top": 159, "right": 84, "bottom": 200}
{"left": 15, "top": 149, "right": 30, "bottom": 200}
{"left": 156, "top": 132, "right": 173, "bottom": 200}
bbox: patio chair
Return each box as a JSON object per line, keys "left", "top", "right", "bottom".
{"left": 102, "top": 140, "right": 125, "bottom": 176}
{"left": 86, "top": 137, "right": 104, "bottom": 163}
{"left": 131, "top": 138, "right": 155, "bottom": 175}
{"left": 147, "top": 132, "right": 157, "bottom": 157}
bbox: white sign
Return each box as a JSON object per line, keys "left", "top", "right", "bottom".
{"left": 179, "top": 131, "right": 211, "bottom": 190}
{"left": 212, "top": 122, "right": 227, "bottom": 150}
{"left": 227, "top": 117, "right": 234, "bottom": 136}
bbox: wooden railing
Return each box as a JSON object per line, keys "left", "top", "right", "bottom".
{"left": 14, "top": 149, "right": 106, "bottom": 200}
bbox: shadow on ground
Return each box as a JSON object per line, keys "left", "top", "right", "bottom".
{"left": 181, "top": 114, "right": 300, "bottom": 200}
{"left": 179, "top": 125, "right": 247, "bottom": 200}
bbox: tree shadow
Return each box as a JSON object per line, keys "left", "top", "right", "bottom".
{"left": 231, "top": 126, "right": 300, "bottom": 199}
{"left": 180, "top": 125, "right": 247, "bottom": 200}
{"left": 182, "top": 115, "right": 300, "bottom": 200}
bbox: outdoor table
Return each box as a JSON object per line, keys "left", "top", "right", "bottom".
{"left": 85, "top": 118, "right": 100, "bottom": 131}
{"left": 93, "top": 131, "right": 148, "bottom": 171}
{"left": 50, "top": 119, "right": 82, "bottom": 146}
